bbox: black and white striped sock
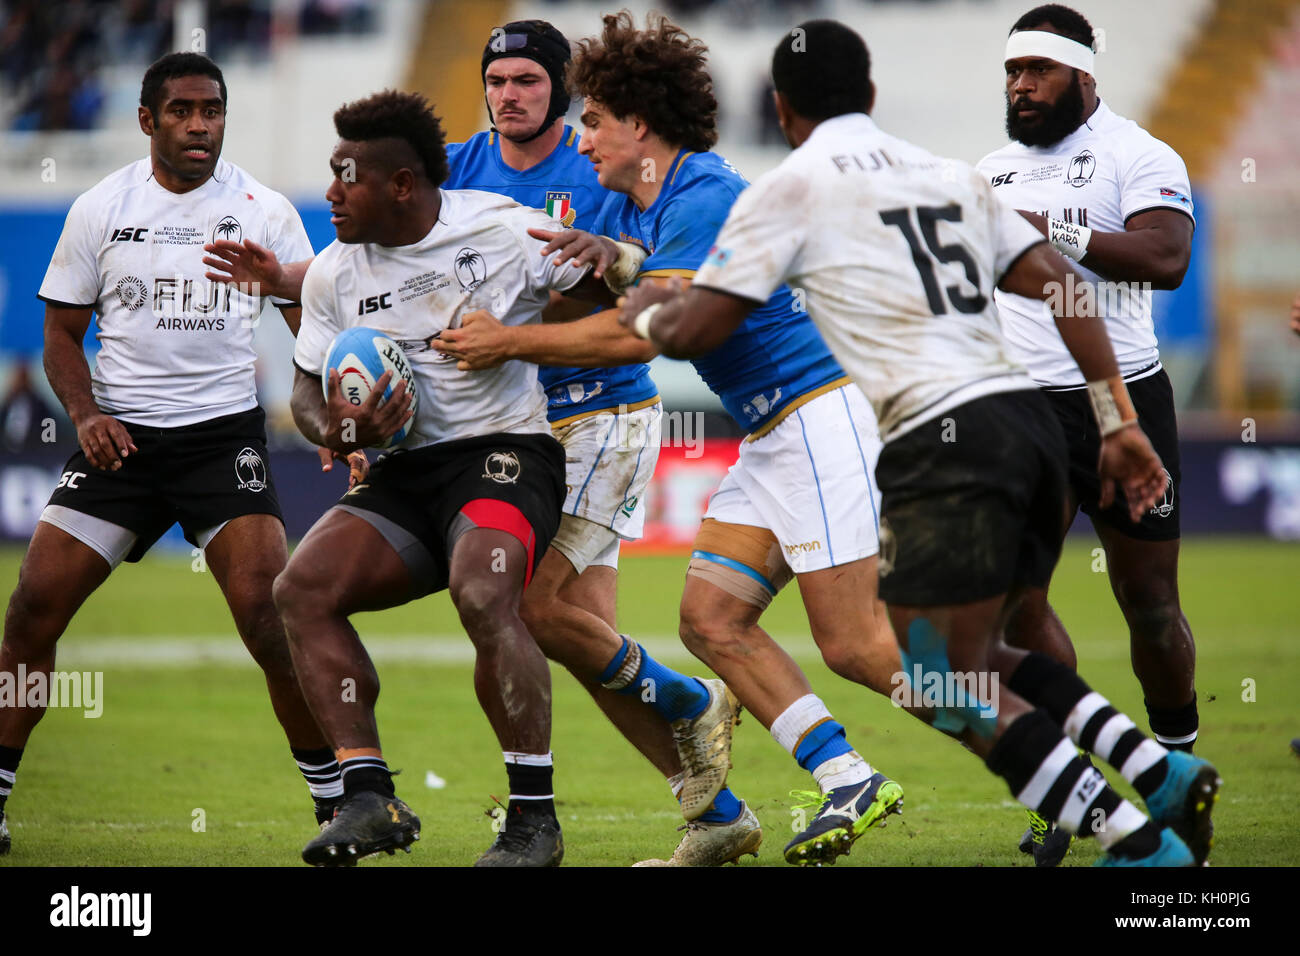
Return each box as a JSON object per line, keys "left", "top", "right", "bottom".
{"left": 987, "top": 709, "right": 1160, "bottom": 853}
{"left": 0, "top": 744, "right": 20, "bottom": 816}
{"left": 1009, "top": 653, "right": 1169, "bottom": 799}
{"left": 338, "top": 754, "right": 394, "bottom": 798}
{"left": 504, "top": 751, "right": 555, "bottom": 817}
{"left": 291, "top": 746, "right": 344, "bottom": 824}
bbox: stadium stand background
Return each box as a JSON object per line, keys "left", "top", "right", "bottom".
{"left": 1, "top": 0, "right": 1298, "bottom": 544}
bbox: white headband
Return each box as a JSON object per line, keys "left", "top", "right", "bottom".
{"left": 1005, "top": 30, "right": 1095, "bottom": 74}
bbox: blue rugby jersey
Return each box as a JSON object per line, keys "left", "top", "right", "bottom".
{"left": 592, "top": 149, "right": 846, "bottom": 434}
{"left": 445, "top": 127, "right": 658, "bottom": 422}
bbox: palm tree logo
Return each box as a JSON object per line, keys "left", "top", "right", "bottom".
{"left": 234, "top": 446, "right": 266, "bottom": 491}
{"left": 1066, "top": 150, "right": 1096, "bottom": 188}
{"left": 212, "top": 215, "right": 243, "bottom": 244}
{"left": 455, "top": 247, "right": 487, "bottom": 290}
{"left": 482, "top": 451, "right": 521, "bottom": 484}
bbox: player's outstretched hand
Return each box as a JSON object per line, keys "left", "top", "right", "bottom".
{"left": 618, "top": 278, "right": 683, "bottom": 333}
{"left": 527, "top": 227, "right": 620, "bottom": 279}
{"left": 75, "top": 412, "right": 138, "bottom": 471}
{"left": 1097, "top": 425, "right": 1168, "bottom": 522}
{"left": 432, "top": 310, "right": 511, "bottom": 371}
{"left": 316, "top": 446, "right": 370, "bottom": 488}
{"left": 1289, "top": 293, "right": 1300, "bottom": 336}
{"left": 323, "top": 369, "right": 414, "bottom": 452}
{"left": 204, "top": 238, "right": 285, "bottom": 297}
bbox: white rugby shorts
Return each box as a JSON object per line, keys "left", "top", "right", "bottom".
{"left": 704, "top": 385, "right": 882, "bottom": 575}
{"left": 550, "top": 401, "right": 662, "bottom": 571}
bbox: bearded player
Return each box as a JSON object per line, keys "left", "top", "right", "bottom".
{"left": 977, "top": 4, "right": 1200, "bottom": 865}
{"left": 620, "top": 17, "right": 1220, "bottom": 867}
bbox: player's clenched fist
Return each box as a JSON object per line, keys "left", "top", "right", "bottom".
{"left": 322, "top": 369, "right": 413, "bottom": 453}
{"left": 433, "top": 309, "right": 511, "bottom": 370}
{"left": 1097, "top": 425, "right": 1168, "bottom": 523}
{"left": 74, "top": 411, "right": 137, "bottom": 471}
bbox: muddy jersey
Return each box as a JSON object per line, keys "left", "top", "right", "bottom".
{"left": 694, "top": 113, "right": 1043, "bottom": 441}
{"left": 294, "top": 189, "right": 589, "bottom": 448}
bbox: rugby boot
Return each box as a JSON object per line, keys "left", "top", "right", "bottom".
{"left": 474, "top": 802, "right": 564, "bottom": 867}
{"left": 672, "top": 678, "right": 741, "bottom": 821}
{"left": 1143, "top": 751, "right": 1220, "bottom": 865}
{"left": 301, "top": 790, "right": 419, "bottom": 866}
{"left": 1018, "top": 808, "right": 1074, "bottom": 866}
{"left": 784, "top": 771, "right": 903, "bottom": 866}
{"left": 1097, "top": 827, "right": 1195, "bottom": 867}
{"left": 634, "top": 802, "right": 762, "bottom": 866}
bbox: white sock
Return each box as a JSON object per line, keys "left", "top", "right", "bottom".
{"left": 812, "top": 751, "right": 872, "bottom": 793}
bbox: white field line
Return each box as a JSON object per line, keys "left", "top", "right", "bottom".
{"left": 50, "top": 635, "right": 784, "bottom": 668}
{"left": 50, "top": 633, "right": 1130, "bottom": 668}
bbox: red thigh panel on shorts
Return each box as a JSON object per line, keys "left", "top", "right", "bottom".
{"left": 458, "top": 498, "right": 538, "bottom": 585}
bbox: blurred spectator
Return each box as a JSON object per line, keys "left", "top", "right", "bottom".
{"left": 299, "top": 0, "right": 373, "bottom": 35}
{"left": 210, "top": 0, "right": 271, "bottom": 54}
{"left": 2, "top": 0, "right": 377, "bottom": 131}
{"left": 1, "top": 364, "right": 61, "bottom": 453}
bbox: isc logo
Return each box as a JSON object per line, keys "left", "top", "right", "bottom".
{"left": 110, "top": 227, "right": 148, "bottom": 242}
{"left": 357, "top": 293, "right": 392, "bottom": 315}
{"left": 990, "top": 172, "right": 1017, "bottom": 187}
{"left": 57, "top": 470, "right": 88, "bottom": 489}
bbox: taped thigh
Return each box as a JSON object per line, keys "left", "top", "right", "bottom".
{"left": 687, "top": 518, "right": 794, "bottom": 610}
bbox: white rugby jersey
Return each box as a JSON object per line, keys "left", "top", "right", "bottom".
{"left": 38, "top": 157, "right": 314, "bottom": 427}
{"left": 692, "top": 112, "right": 1043, "bottom": 442}
{"left": 977, "top": 100, "right": 1195, "bottom": 387}
{"left": 294, "top": 188, "right": 587, "bottom": 448}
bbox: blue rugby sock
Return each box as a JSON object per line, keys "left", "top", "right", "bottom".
{"left": 697, "top": 786, "right": 743, "bottom": 824}
{"left": 794, "top": 719, "right": 853, "bottom": 772}
{"left": 599, "top": 637, "right": 710, "bottom": 721}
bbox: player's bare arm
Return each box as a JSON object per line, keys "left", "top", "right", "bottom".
{"left": 540, "top": 289, "right": 595, "bottom": 323}
{"left": 435, "top": 306, "right": 656, "bottom": 370}
{"left": 43, "top": 303, "right": 138, "bottom": 471}
{"left": 289, "top": 366, "right": 412, "bottom": 453}
{"left": 1000, "top": 242, "right": 1167, "bottom": 518}
{"left": 618, "top": 281, "right": 756, "bottom": 359}
{"left": 204, "top": 238, "right": 312, "bottom": 302}
{"left": 1289, "top": 292, "right": 1300, "bottom": 336}
{"left": 1017, "top": 207, "right": 1192, "bottom": 289}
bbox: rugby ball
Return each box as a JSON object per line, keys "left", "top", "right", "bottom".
{"left": 322, "top": 326, "right": 419, "bottom": 449}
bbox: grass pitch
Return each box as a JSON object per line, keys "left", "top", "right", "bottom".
{"left": 0, "top": 537, "right": 1295, "bottom": 867}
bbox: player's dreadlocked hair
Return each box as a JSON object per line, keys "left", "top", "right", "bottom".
{"left": 771, "top": 20, "right": 873, "bottom": 122}
{"left": 333, "top": 90, "right": 449, "bottom": 187}
{"left": 568, "top": 10, "right": 717, "bottom": 153}
{"left": 140, "top": 52, "right": 227, "bottom": 119}
{"left": 1010, "top": 4, "right": 1096, "bottom": 49}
